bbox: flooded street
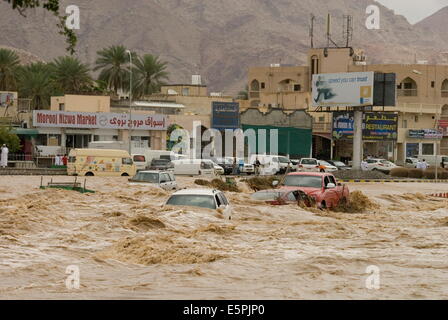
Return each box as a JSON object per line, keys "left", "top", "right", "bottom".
{"left": 0, "top": 176, "right": 447, "bottom": 299}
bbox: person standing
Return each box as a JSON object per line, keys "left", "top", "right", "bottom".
{"left": 254, "top": 157, "right": 261, "bottom": 176}
{"left": 1, "top": 144, "right": 9, "bottom": 168}
{"left": 421, "top": 159, "right": 429, "bottom": 170}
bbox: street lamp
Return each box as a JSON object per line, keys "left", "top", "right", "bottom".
{"left": 126, "top": 49, "right": 132, "bottom": 154}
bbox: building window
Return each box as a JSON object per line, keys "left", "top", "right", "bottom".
{"left": 261, "top": 82, "right": 265, "bottom": 89}
{"left": 397, "top": 77, "right": 418, "bottom": 96}
{"left": 318, "top": 116, "right": 325, "bottom": 122}
{"left": 294, "top": 84, "right": 301, "bottom": 91}
{"left": 422, "top": 143, "right": 434, "bottom": 156}
{"left": 431, "top": 81, "right": 435, "bottom": 88}
{"left": 414, "top": 115, "right": 419, "bottom": 123}
{"left": 59, "top": 103, "right": 65, "bottom": 111}
{"left": 311, "top": 55, "right": 319, "bottom": 75}
{"left": 36, "top": 134, "right": 48, "bottom": 146}
{"left": 402, "top": 119, "right": 407, "bottom": 128}
{"left": 182, "top": 88, "right": 190, "bottom": 96}
{"left": 442, "top": 79, "right": 448, "bottom": 97}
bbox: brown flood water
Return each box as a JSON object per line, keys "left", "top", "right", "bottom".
{"left": 0, "top": 176, "right": 447, "bottom": 299}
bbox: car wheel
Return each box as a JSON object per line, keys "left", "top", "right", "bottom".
{"left": 320, "top": 201, "right": 327, "bottom": 210}
{"left": 85, "top": 172, "right": 94, "bottom": 176}
{"left": 121, "top": 173, "right": 129, "bottom": 177}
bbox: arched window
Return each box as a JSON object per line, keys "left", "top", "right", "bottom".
{"left": 250, "top": 79, "right": 260, "bottom": 98}
{"left": 441, "top": 79, "right": 448, "bottom": 98}
{"left": 442, "top": 104, "right": 448, "bottom": 116}
{"left": 397, "top": 77, "right": 417, "bottom": 96}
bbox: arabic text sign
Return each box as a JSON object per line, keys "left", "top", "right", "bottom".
{"left": 332, "top": 112, "right": 397, "bottom": 141}
{"left": 33, "top": 110, "right": 168, "bottom": 131}
{"left": 212, "top": 102, "right": 240, "bottom": 130}
{"left": 312, "top": 72, "right": 374, "bottom": 107}
{"left": 408, "top": 129, "right": 443, "bottom": 140}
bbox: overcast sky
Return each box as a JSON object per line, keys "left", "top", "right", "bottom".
{"left": 375, "top": 0, "right": 448, "bottom": 24}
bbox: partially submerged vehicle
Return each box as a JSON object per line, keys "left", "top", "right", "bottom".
{"left": 251, "top": 188, "right": 314, "bottom": 206}
{"left": 129, "top": 170, "right": 177, "bottom": 190}
{"left": 273, "top": 172, "right": 349, "bottom": 209}
{"left": 165, "top": 188, "right": 232, "bottom": 219}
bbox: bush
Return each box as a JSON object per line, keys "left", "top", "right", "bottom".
{"left": 408, "top": 168, "right": 423, "bottom": 179}
{"left": 422, "top": 168, "right": 448, "bottom": 179}
{"left": 390, "top": 168, "right": 409, "bottom": 178}
{"left": 194, "top": 178, "right": 240, "bottom": 192}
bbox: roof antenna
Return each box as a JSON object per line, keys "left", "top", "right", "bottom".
{"left": 310, "top": 14, "right": 315, "bottom": 49}
{"left": 343, "top": 15, "right": 353, "bottom": 48}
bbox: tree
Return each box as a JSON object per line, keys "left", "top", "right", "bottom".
{"left": 94, "top": 45, "right": 134, "bottom": 95}
{"left": 237, "top": 85, "right": 249, "bottom": 100}
{"left": 49, "top": 56, "right": 93, "bottom": 94}
{"left": 133, "top": 54, "right": 169, "bottom": 97}
{"left": 17, "top": 62, "right": 56, "bottom": 109}
{"left": 0, "top": 126, "right": 21, "bottom": 152}
{"left": 0, "top": 48, "right": 20, "bottom": 91}
{"left": 4, "top": 0, "right": 77, "bottom": 54}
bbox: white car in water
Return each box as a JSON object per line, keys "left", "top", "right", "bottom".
{"left": 129, "top": 170, "right": 177, "bottom": 190}
{"left": 297, "top": 158, "right": 320, "bottom": 172}
{"left": 365, "top": 158, "right": 398, "bottom": 173}
{"left": 165, "top": 188, "right": 232, "bottom": 219}
{"left": 317, "top": 160, "right": 338, "bottom": 173}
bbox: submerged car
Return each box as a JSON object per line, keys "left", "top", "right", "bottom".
{"left": 129, "top": 170, "right": 177, "bottom": 190}
{"left": 165, "top": 188, "right": 232, "bottom": 219}
{"left": 147, "top": 158, "right": 174, "bottom": 171}
{"left": 274, "top": 172, "right": 349, "bottom": 209}
{"left": 326, "top": 160, "right": 351, "bottom": 171}
{"left": 365, "top": 158, "right": 398, "bottom": 173}
{"left": 251, "top": 188, "right": 314, "bottom": 206}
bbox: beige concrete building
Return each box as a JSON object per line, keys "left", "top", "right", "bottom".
{"left": 247, "top": 47, "right": 448, "bottom": 163}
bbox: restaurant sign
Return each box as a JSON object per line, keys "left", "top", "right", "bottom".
{"left": 33, "top": 110, "right": 168, "bottom": 131}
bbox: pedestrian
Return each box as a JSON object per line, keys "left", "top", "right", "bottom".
{"left": 1, "top": 144, "right": 9, "bottom": 168}
{"left": 238, "top": 158, "right": 244, "bottom": 174}
{"left": 232, "top": 158, "right": 238, "bottom": 175}
{"left": 361, "top": 160, "right": 368, "bottom": 171}
{"left": 254, "top": 157, "right": 261, "bottom": 176}
{"left": 62, "top": 154, "right": 68, "bottom": 166}
{"left": 421, "top": 159, "right": 429, "bottom": 170}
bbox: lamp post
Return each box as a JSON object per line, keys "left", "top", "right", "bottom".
{"left": 126, "top": 49, "right": 132, "bottom": 154}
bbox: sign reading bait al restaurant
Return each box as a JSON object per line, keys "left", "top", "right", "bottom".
{"left": 312, "top": 72, "right": 374, "bottom": 107}
{"left": 33, "top": 110, "right": 168, "bottom": 131}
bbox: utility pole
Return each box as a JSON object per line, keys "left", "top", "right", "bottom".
{"left": 126, "top": 50, "right": 132, "bottom": 154}
{"left": 352, "top": 108, "right": 363, "bottom": 170}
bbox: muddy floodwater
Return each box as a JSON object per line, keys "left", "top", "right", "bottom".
{"left": 0, "top": 176, "right": 447, "bottom": 299}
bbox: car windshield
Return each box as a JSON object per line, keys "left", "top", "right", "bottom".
{"left": 251, "top": 191, "right": 284, "bottom": 201}
{"left": 332, "top": 161, "right": 346, "bottom": 166}
{"left": 133, "top": 172, "right": 159, "bottom": 183}
{"left": 301, "top": 159, "right": 317, "bottom": 165}
{"left": 283, "top": 175, "right": 322, "bottom": 188}
{"left": 166, "top": 194, "right": 216, "bottom": 210}
{"left": 133, "top": 155, "right": 145, "bottom": 162}
{"left": 278, "top": 157, "right": 290, "bottom": 163}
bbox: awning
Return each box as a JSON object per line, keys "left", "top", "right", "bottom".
{"left": 12, "top": 128, "right": 39, "bottom": 136}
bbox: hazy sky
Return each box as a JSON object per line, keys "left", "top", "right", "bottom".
{"left": 375, "top": 0, "right": 448, "bottom": 24}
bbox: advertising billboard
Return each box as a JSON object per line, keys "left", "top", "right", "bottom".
{"left": 33, "top": 110, "right": 168, "bottom": 131}
{"left": 211, "top": 101, "right": 240, "bottom": 130}
{"left": 408, "top": 129, "right": 443, "bottom": 139}
{"left": 332, "top": 112, "right": 398, "bottom": 141}
{"left": 312, "top": 72, "right": 374, "bottom": 107}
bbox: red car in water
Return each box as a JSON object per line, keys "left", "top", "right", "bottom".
{"left": 275, "top": 172, "right": 349, "bottom": 209}
{"left": 250, "top": 188, "right": 314, "bottom": 207}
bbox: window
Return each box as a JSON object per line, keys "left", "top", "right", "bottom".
{"left": 398, "top": 77, "right": 418, "bottom": 96}
{"left": 294, "top": 84, "right": 301, "bottom": 91}
{"left": 215, "top": 195, "right": 222, "bottom": 207}
{"left": 59, "top": 103, "right": 65, "bottom": 111}
{"left": 133, "top": 155, "right": 145, "bottom": 162}
{"left": 431, "top": 81, "right": 435, "bottom": 88}
{"left": 402, "top": 120, "right": 408, "bottom": 128}
{"left": 182, "top": 88, "right": 190, "bottom": 96}
{"left": 414, "top": 115, "right": 419, "bottom": 123}
{"left": 311, "top": 55, "right": 319, "bottom": 75}
{"left": 422, "top": 143, "right": 434, "bottom": 156}
{"left": 161, "top": 173, "right": 171, "bottom": 182}
{"left": 287, "top": 192, "right": 297, "bottom": 201}
{"left": 261, "top": 82, "right": 265, "bottom": 89}
{"left": 36, "top": 134, "right": 48, "bottom": 146}
{"left": 318, "top": 116, "right": 325, "bottom": 122}
{"left": 122, "top": 157, "right": 133, "bottom": 165}
{"left": 329, "top": 176, "right": 337, "bottom": 185}
{"left": 442, "top": 79, "right": 448, "bottom": 97}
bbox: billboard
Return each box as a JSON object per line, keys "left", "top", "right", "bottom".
{"left": 211, "top": 102, "right": 240, "bottom": 130}
{"left": 33, "top": 110, "right": 168, "bottom": 131}
{"left": 0, "top": 92, "right": 16, "bottom": 107}
{"left": 312, "top": 72, "right": 374, "bottom": 107}
{"left": 332, "top": 112, "right": 398, "bottom": 141}
{"left": 408, "top": 129, "right": 443, "bottom": 139}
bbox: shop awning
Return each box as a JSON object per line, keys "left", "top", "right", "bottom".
{"left": 11, "top": 128, "right": 39, "bottom": 136}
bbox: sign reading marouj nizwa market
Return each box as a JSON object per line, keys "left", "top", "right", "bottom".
{"left": 33, "top": 110, "right": 168, "bottom": 131}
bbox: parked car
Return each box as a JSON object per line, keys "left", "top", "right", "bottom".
{"left": 365, "top": 158, "right": 398, "bottom": 173}
{"left": 225, "top": 157, "right": 255, "bottom": 175}
{"left": 273, "top": 172, "right": 350, "bottom": 209}
{"left": 326, "top": 160, "right": 351, "bottom": 170}
{"left": 215, "top": 157, "right": 234, "bottom": 175}
{"left": 171, "top": 159, "right": 215, "bottom": 176}
{"left": 129, "top": 170, "right": 177, "bottom": 190}
{"left": 297, "top": 158, "right": 320, "bottom": 172}
{"left": 147, "top": 158, "right": 174, "bottom": 171}
{"left": 318, "top": 160, "right": 338, "bottom": 173}
{"left": 250, "top": 188, "right": 314, "bottom": 206}
{"left": 248, "top": 155, "right": 292, "bottom": 175}
{"left": 202, "top": 159, "right": 225, "bottom": 175}
{"left": 165, "top": 188, "right": 232, "bottom": 219}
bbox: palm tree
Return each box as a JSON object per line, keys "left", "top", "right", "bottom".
{"left": 17, "top": 62, "right": 56, "bottom": 109}
{"left": 133, "top": 54, "right": 169, "bottom": 97}
{"left": 94, "top": 45, "right": 134, "bottom": 95}
{"left": 49, "top": 56, "right": 93, "bottom": 94}
{"left": 0, "top": 48, "right": 20, "bottom": 91}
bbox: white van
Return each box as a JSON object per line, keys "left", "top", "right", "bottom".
{"left": 171, "top": 159, "right": 215, "bottom": 176}
{"left": 249, "top": 155, "right": 291, "bottom": 175}
{"left": 132, "top": 154, "right": 147, "bottom": 171}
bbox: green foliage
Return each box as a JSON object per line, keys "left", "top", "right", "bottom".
{"left": 94, "top": 45, "right": 134, "bottom": 95}
{"left": 4, "top": 0, "right": 77, "bottom": 54}
{"left": 0, "top": 126, "right": 21, "bottom": 152}
{"left": 0, "top": 48, "right": 20, "bottom": 91}
{"left": 16, "top": 62, "right": 56, "bottom": 109}
{"left": 237, "top": 85, "right": 249, "bottom": 100}
{"left": 133, "top": 54, "right": 169, "bottom": 98}
{"left": 49, "top": 56, "right": 93, "bottom": 94}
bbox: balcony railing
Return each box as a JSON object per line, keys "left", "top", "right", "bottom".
{"left": 397, "top": 89, "right": 418, "bottom": 97}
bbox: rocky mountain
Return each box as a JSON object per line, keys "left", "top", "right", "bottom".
{"left": 1, "top": 0, "right": 448, "bottom": 94}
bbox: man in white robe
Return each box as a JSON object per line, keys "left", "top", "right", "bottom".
{"left": 0, "top": 144, "right": 8, "bottom": 168}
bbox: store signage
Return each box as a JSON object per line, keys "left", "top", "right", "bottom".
{"left": 408, "top": 129, "right": 443, "bottom": 139}
{"left": 33, "top": 110, "right": 168, "bottom": 131}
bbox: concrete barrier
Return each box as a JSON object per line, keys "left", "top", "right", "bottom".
{"left": 0, "top": 168, "right": 67, "bottom": 176}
